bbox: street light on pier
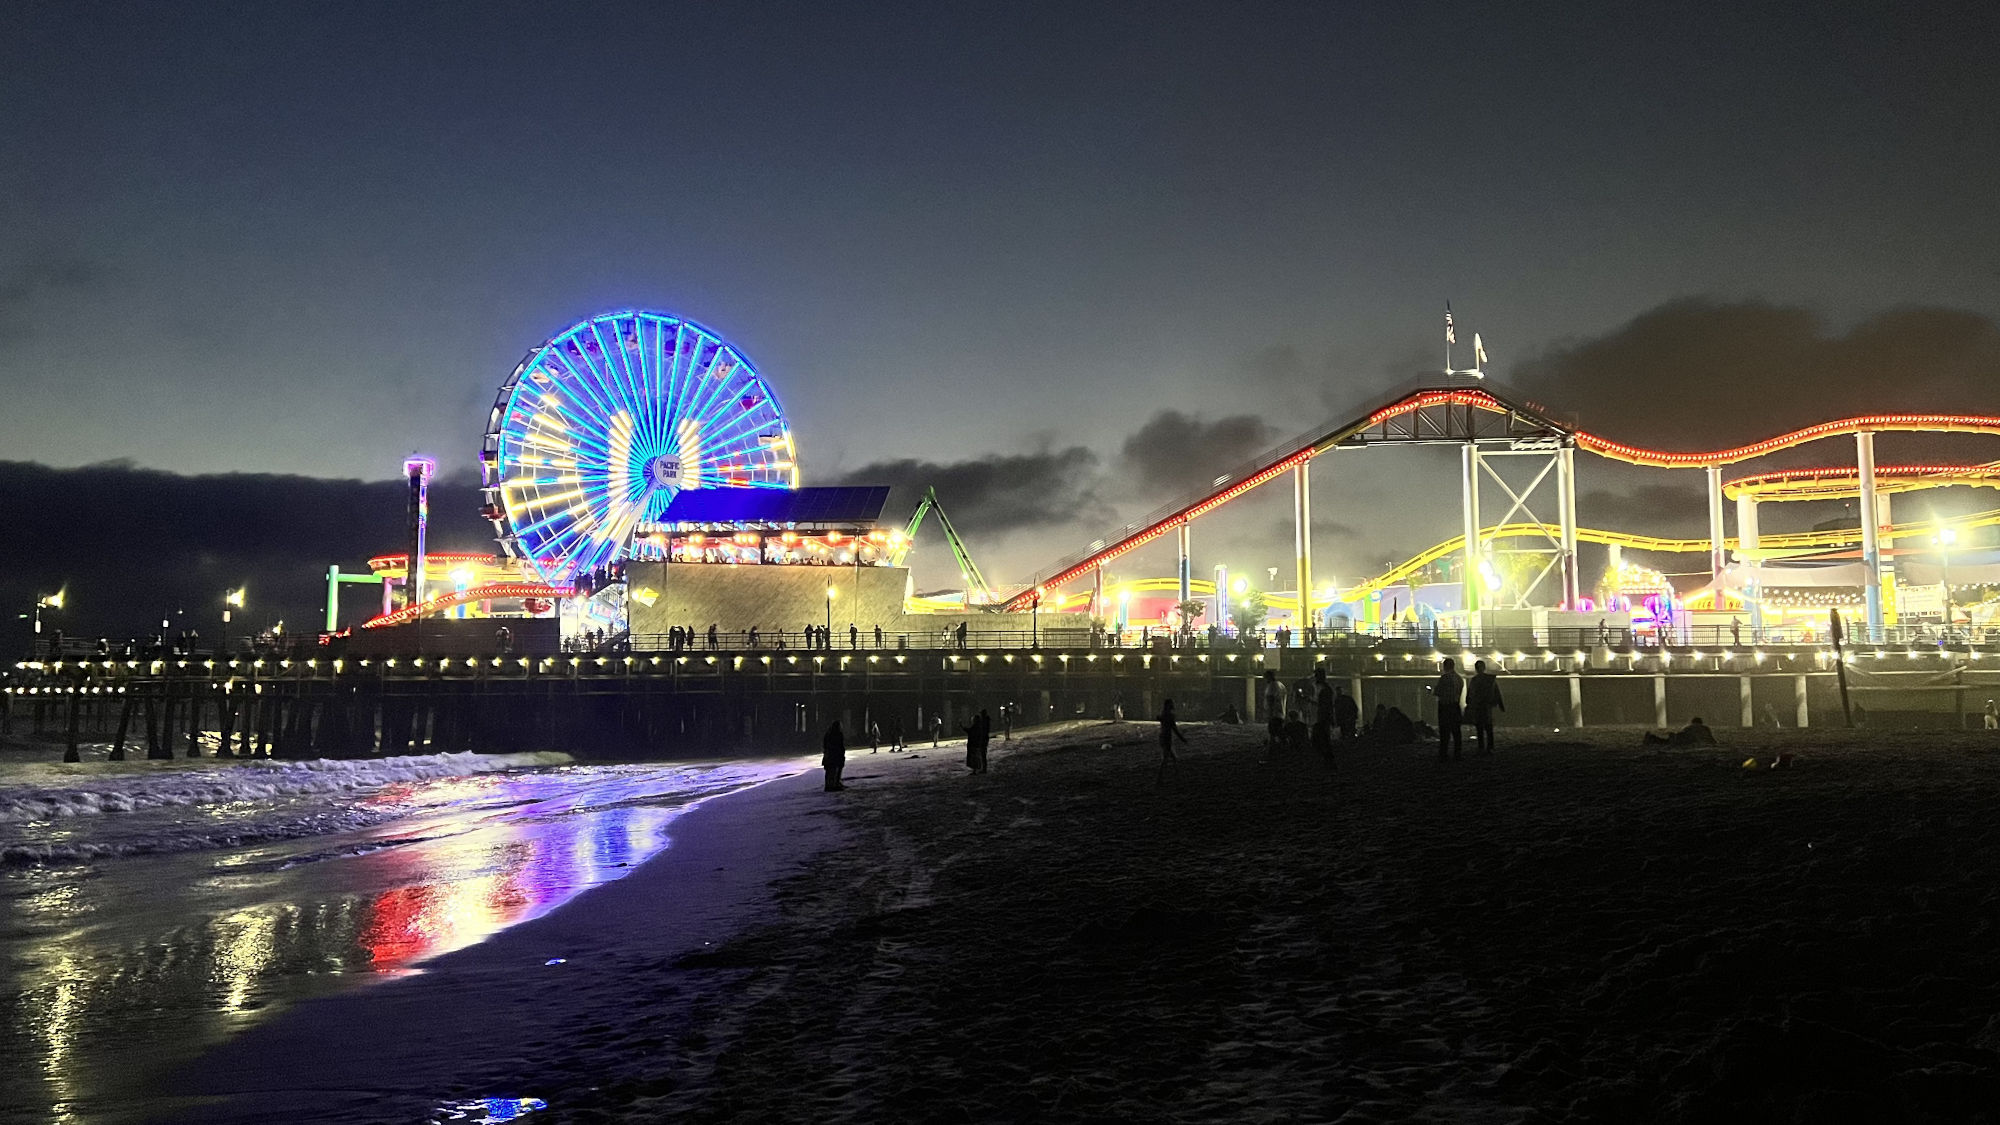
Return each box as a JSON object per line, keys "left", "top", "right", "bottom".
{"left": 223, "top": 587, "right": 246, "bottom": 657}
{"left": 1934, "top": 524, "right": 1958, "bottom": 628}
{"left": 31, "top": 588, "right": 64, "bottom": 635}
{"left": 825, "top": 580, "right": 836, "bottom": 638}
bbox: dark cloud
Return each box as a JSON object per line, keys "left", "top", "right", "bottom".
{"left": 0, "top": 252, "right": 108, "bottom": 342}
{"left": 0, "top": 461, "right": 492, "bottom": 651}
{"left": 1577, "top": 483, "right": 1711, "bottom": 534}
{"left": 823, "top": 444, "right": 1103, "bottom": 537}
{"left": 1509, "top": 300, "right": 2000, "bottom": 448}
{"left": 1116, "top": 411, "right": 1281, "bottom": 497}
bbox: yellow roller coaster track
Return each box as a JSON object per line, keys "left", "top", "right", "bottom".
{"left": 1343, "top": 507, "right": 2000, "bottom": 603}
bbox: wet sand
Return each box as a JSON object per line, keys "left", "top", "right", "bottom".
{"left": 170, "top": 721, "right": 2000, "bottom": 1123}
{"left": 549, "top": 722, "right": 2000, "bottom": 1124}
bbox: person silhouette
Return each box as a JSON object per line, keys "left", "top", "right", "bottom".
{"left": 821, "top": 721, "right": 847, "bottom": 791}
{"left": 1465, "top": 660, "right": 1504, "bottom": 755}
{"left": 1433, "top": 658, "right": 1465, "bottom": 762}
{"left": 1156, "top": 698, "right": 1190, "bottom": 781}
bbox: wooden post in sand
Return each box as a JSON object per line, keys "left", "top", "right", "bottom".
{"left": 63, "top": 687, "right": 81, "bottom": 763}
{"left": 1794, "top": 675, "right": 1809, "bottom": 728}
{"left": 1651, "top": 674, "right": 1667, "bottom": 729}
{"left": 1739, "top": 676, "right": 1753, "bottom": 728}
{"left": 110, "top": 696, "right": 132, "bottom": 761}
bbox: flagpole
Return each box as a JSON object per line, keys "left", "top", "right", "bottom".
{"left": 1444, "top": 302, "right": 1452, "bottom": 375}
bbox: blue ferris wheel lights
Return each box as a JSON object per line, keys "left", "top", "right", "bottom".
{"left": 483, "top": 310, "right": 798, "bottom": 581}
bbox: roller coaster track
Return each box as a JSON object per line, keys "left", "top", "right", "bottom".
{"left": 1723, "top": 462, "right": 2000, "bottom": 500}
{"left": 1344, "top": 507, "right": 2000, "bottom": 602}
{"left": 361, "top": 583, "right": 574, "bottom": 629}
{"left": 1002, "top": 385, "right": 2000, "bottom": 611}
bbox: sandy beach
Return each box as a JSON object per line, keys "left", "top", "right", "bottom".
{"left": 158, "top": 717, "right": 2000, "bottom": 1123}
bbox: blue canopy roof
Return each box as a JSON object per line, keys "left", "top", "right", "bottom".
{"left": 655, "top": 486, "right": 892, "bottom": 527}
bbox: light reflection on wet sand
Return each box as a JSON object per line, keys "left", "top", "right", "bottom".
{"left": 0, "top": 760, "right": 794, "bottom": 1125}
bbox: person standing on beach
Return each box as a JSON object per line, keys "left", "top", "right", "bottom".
{"left": 1333, "top": 686, "right": 1359, "bottom": 742}
{"left": 1465, "top": 660, "right": 1504, "bottom": 755}
{"left": 822, "top": 721, "right": 847, "bottom": 791}
{"left": 1156, "top": 698, "right": 1189, "bottom": 780}
{"left": 1433, "top": 658, "right": 1465, "bottom": 762}
{"left": 962, "top": 710, "right": 990, "bottom": 773}
{"left": 1261, "top": 670, "right": 1285, "bottom": 753}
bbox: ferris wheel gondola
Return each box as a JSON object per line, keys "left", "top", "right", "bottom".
{"left": 481, "top": 310, "right": 798, "bottom": 583}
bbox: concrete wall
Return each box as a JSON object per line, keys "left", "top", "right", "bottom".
{"left": 626, "top": 561, "right": 1088, "bottom": 642}
{"left": 343, "top": 617, "right": 560, "bottom": 656}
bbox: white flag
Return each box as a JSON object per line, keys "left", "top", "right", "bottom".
{"left": 1444, "top": 303, "right": 1456, "bottom": 345}
{"left": 1473, "top": 333, "right": 1487, "bottom": 366}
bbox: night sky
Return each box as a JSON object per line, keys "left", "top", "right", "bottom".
{"left": 5, "top": 1, "right": 1999, "bottom": 643}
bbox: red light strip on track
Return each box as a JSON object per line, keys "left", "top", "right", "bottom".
{"left": 1725, "top": 462, "right": 2000, "bottom": 498}
{"left": 361, "top": 583, "right": 574, "bottom": 629}
{"left": 1578, "top": 413, "right": 2000, "bottom": 467}
{"left": 366, "top": 551, "right": 505, "bottom": 572}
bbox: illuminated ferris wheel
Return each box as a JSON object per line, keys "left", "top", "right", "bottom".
{"left": 481, "top": 310, "right": 799, "bottom": 582}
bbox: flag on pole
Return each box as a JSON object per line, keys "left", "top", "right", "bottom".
{"left": 1473, "top": 333, "right": 1487, "bottom": 366}
{"left": 1444, "top": 303, "right": 1456, "bottom": 346}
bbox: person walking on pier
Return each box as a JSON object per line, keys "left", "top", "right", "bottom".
{"left": 1465, "top": 660, "right": 1504, "bottom": 755}
{"left": 708, "top": 624, "right": 719, "bottom": 650}
{"left": 874, "top": 624, "right": 884, "bottom": 648}
{"left": 850, "top": 623, "right": 860, "bottom": 650}
{"left": 956, "top": 621, "right": 969, "bottom": 650}
{"left": 822, "top": 721, "right": 847, "bottom": 791}
{"left": 1156, "top": 698, "right": 1190, "bottom": 781}
{"left": 1433, "top": 658, "right": 1465, "bottom": 762}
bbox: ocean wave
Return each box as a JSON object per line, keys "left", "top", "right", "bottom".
{"left": 0, "top": 751, "right": 572, "bottom": 825}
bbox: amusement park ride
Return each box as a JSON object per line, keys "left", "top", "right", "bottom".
{"left": 1004, "top": 386, "right": 2000, "bottom": 641}
{"left": 341, "top": 307, "right": 2000, "bottom": 646}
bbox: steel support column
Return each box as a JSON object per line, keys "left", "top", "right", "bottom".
{"left": 1856, "top": 431, "right": 1883, "bottom": 639}
{"left": 1736, "top": 493, "right": 1762, "bottom": 635}
{"left": 1293, "top": 459, "right": 1313, "bottom": 632}
{"left": 1176, "top": 523, "right": 1192, "bottom": 608}
{"left": 1706, "top": 464, "right": 1727, "bottom": 583}
{"left": 1558, "top": 444, "right": 1580, "bottom": 606}
{"left": 1461, "top": 443, "right": 1481, "bottom": 617}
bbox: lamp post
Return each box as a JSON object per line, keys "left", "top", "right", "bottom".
{"left": 825, "top": 580, "right": 836, "bottom": 639}
{"left": 222, "top": 587, "right": 245, "bottom": 657}
{"left": 32, "top": 588, "right": 64, "bottom": 635}
{"left": 1934, "top": 525, "right": 1957, "bottom": 629}
{"left": 1032, "top": 587, "right": 1043, "bottom": 649}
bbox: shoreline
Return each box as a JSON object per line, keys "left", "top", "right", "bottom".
{"left": 153, "top": 755, "right": 831, "bottom": 1124}
{"left": 162, "top": 720, "right": 2000, "bottom": 1122}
